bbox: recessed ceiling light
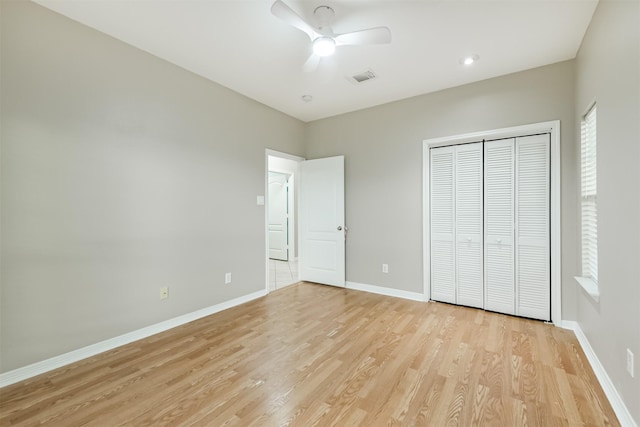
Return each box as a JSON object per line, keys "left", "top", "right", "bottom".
{"left": 301, "top": 94, "right": 313, "bottom": 103}
{"left": 313, "top": 37, "right": 336, "bottom": 57}
{"left": 461, "top": 54, "right": 480, "bottom": 65}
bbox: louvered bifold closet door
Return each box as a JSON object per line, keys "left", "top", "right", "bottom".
{"left": 484, "top": 139, "right": 515, "bottom": 315}
{"left": 455, "top": 143, "right": 484, "bottom": 308}
{"left": 516, "top": 134, "right": 550, "bottom": 320}
{"left": 430, "top": 146, "right": 456, "bottom": 304}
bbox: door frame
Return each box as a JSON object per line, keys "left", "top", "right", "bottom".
{"left": 422, "top": 120, "right": 561, "bottom": 325}
{"left": 265, "top": 149, "right": 305, "bottom": 293}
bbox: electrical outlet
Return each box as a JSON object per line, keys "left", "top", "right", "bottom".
{"left": 382, "top": 264, "right": 389, "bottom": 273}
{"left": 225, "top": 272, "right": 232, "bottom": 284}
{"left": 627, "top": 349, "right": 635, "bottom": 378}
{"left": 160, "top": 287, "right": 169, "bottom": 300}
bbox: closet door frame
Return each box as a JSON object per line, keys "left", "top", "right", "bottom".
{"left": 422, "top": 120, "right": 561, "bottom": 325}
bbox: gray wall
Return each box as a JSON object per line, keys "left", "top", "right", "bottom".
{"left": 574, "top": 0, "right": 640, "bottom": 422}
{"left": 305, "top": 61, "right": 579, "bottom": 320}
{"left": 0, "top": 1, "right": 305, "bottom": 372}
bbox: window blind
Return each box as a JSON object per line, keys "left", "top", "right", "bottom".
{"left": 581, "top": 105, "right": 598, "bottom": 283}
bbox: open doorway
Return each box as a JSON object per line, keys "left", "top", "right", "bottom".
{"left": 266, "top": 150, "right": 304, "bottom": 291}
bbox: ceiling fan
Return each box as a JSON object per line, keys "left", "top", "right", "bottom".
{"left": 270, "top": 0, "right": 391, "bottom": 72}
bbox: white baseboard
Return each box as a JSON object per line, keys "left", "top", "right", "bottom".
{"left": 0, "top": 289, "right": 268, "bottom": 388}
{"left": 562, "top": 321, "right": 637, "bottom": 427}
{"left": 346, "top": 281, "right": 426, "bottom": 302}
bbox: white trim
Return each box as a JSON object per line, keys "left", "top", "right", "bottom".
{"left": 346, "top": 281, "right": 426, "bottom": 302}
{"left": 562, "top": 321, "right": 637, "bottom": 427}
{"left": 423, "top": 120, "right": 562, "bottom": 325}
{"left": 574, "top": 276, "right": 600, "bottom": 302}
{"left": 0, "top": 289, "right": 267, "bottom": 388}
{"left": 265, "top": 149, "right": 306, "bottom": 163}
{"left": 423, "top": 121, "right": 558, "bottom": 148}
{"left": 550, "top": 123, "right": 562, "bottom": 326}
{"left": 265, "top": 149, "right": 305, "bottom": 294}
{"left": 423, "top": 141, "right": 431, "bottom": 301}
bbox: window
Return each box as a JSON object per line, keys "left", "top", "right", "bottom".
{"left": 577, "top": 104, "right": 598, "bottom": 299}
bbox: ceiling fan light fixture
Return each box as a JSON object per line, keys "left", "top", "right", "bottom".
{"left": 313, "top": 37, "right": 336, "bottom": 57}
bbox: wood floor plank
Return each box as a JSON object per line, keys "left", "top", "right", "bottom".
{"left": 0, "top": 283, "right": 620, "bottom": 426}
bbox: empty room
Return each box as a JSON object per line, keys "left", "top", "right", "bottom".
{"left": 1, "top": 0, "right": 639, "bottom": 425}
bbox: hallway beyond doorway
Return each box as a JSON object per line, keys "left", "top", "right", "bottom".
{"left": 269, "top": 259, "right": 298, "bottom": 289}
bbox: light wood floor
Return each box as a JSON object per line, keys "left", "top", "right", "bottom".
{"left": 1, "top": 282, "right": 618, "bottom": 426}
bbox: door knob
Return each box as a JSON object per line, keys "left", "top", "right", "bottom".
{"left": 337, "top": 226, "right": 343, "bottom": 231}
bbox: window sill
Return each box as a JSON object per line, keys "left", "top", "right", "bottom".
{"left": 574, "top": 276, "right": 600, "bottom": 303}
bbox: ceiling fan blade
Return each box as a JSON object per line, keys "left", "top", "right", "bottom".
{"left": 271, "top": 0, "right": 318, "bottom": 41}
{"left": 302, "top": 53, "right": 321, "bottom": 72}
{"left": 335, "top": 26, "right": 391, "bottom": 46}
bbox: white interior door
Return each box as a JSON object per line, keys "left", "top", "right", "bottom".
{"left": 430, "top": 143, "right": 483, "bottom": 308}
{"left": 424, "top": 122, "right": 559, "bottom": 324}
{"left": 268, "top": 172, "right": 289, "bottom": 261}
{"left": 484, "top": 139, "right": 516, "bottom": 315}
{"left": 430, "top": 146, "right": 456, "bottom": 303}
{"left": 298, "top": 156, "right": 345, "bottom": 287}
{"left": 455, "top": 143, "right": 484, "bottom": 308}
{"left": 515, "top": 134, "right": 550, "bottom": 320}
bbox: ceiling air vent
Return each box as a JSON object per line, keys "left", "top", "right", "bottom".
{"left": 349, "top": 69, "right": 377, "bottom": 84}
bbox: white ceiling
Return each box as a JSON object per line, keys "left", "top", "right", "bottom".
{"left": 34, "top": 0, "right": 598, "bottom": 122}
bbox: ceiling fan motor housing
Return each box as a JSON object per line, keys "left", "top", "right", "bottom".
{"left": 313, "top": 6, "right": 335, "bottom": 32}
